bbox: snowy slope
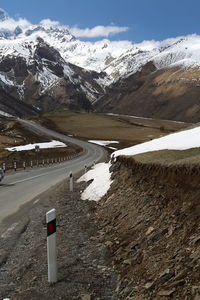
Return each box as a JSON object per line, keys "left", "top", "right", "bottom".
{"left": 113, "top": 126, "right": 200, "bottom": 158}
{"left": 78, "top": 125, "right": 200, "bottom": 202}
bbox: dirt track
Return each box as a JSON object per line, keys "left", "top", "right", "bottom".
{"left": 0, "top": 176, "right": 119, "bottom": 300}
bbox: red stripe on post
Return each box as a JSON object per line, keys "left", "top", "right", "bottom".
{"left": 47, "top": 219, "right": 56, "bottom": 236}
{"left": 49, "top": 223, "right": 53, "bottom": 233}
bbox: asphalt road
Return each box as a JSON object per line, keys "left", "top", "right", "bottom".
{"left": 0, "top": 119, "right": 106, "bottom": 227}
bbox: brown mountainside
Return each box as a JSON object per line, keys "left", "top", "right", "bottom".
{"left": 95, "top": 62, "right": 200, "bottom": 123}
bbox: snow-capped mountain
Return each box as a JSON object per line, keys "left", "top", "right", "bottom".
{"left": 0, "top": 36, "right": 106, "bottom": 116}
{"left": 1, "top": 8, "right": 200, "bottom": 79}
{"left": 1, "top": 8, "right": 200, "bottom": 120}
{"left": 0, "top": 10, "right": 107, "bottom": 116}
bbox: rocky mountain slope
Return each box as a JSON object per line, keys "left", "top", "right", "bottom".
{"left": 0, "top": 35, "right": 107, "bottom": 116}
{"left": 94, "top": 63, "right": 200, "bottom": 123}
{"left": 94, "top": 36, "right": 200, "bottom": 123}
{"left": 0, "top": 9, "right": 107, "bottom": 116}
{"left": 1, "top": 8, "right": 200, "bottom": 120}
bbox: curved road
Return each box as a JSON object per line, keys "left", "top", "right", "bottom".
{"left": 0, "top": 119, "right": 106, "bottom": 227}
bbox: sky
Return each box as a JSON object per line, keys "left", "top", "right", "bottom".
{"left": 0, "top": 0, "right": 200, "bottom": 42}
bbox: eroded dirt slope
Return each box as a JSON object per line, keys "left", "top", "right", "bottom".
{"left": 97, "top": 156, "right": 200, "bottom": 299}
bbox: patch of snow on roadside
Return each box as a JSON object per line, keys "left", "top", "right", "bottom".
{"left": 0, "top": 110, "right": 13, "bottom": 117}
{"left": 77, "top": 162, "right": 113, "bottom": 201}
{"left": 113, "top": 126, "right": 200, "bottom": 157}
{"left": 6, "top": 140, "right": 66, "bottom": 151}
{"left": 88, "top": 140, "right": 119, "bottom": 146}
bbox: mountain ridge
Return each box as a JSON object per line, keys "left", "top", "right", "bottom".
{"left": 1, "top": 9, "right": 200, "bottom": 121}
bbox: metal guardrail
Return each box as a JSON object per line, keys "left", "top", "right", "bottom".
{"left": 1, "top": 150, "right": 84, "bottom": 173}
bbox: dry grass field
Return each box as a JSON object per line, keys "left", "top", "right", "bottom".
{"left": 131, "top": 147, "right": 200, "bottom": 166}
{"left": 0, "top": 110, "right": 194, "bottom": 168}
{"left": 33, "top": 110, "right": 191, "bottom": 149}
{"left": 33, "top": 110, "right": 200, "bottom": 167}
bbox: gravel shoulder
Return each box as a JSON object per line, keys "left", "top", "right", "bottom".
{"left": 0, "top": 175, "right": 119, "bottom": 300}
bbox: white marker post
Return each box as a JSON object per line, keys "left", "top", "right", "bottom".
{"left": 2, "top": 163, "right": 6, "bottom": 173}
{"left": 46, "top": 209, "right": 57, "bottom": 283}
{"left": 14, "top": 162, "right": 17, "bottom": 172}
{"left": 23, "top": 161, "right": 26, "bottom": 170}
{"left": 69, "top": 172, "right": 73, "bottom": 192}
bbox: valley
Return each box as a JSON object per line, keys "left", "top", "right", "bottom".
{"left": 0, "top": 5, "right": 200, "bottom": 300}
{"left": 31, "top": 110, "right": 190, "bottom": 148}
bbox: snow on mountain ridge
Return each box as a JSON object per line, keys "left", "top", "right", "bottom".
{"left": 0, "top": 8, "right": 200, "bottom": 86}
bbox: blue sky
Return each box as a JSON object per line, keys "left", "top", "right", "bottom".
{"left": 0, "top": 0, "right": 200, "bottom": 42}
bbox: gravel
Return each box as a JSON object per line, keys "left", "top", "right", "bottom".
{"left": 0, "top": 176, "right": 119, "bottom": 300}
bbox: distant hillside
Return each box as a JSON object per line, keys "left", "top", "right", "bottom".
{"left": 95, "top": 63, "right": 200, "bottom": 123}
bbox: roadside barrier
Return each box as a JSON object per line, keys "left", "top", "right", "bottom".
{"left": 1, "top": 150, "right": 84, "bottom": 173}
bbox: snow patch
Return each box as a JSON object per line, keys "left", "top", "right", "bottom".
{"left": 77, "top": 162, "right": 113, "bottom": 201}
{"left": 88, "top": 140, "right": 119, "bottom": 146}
{"left": 113, "top": 126, "right": 200, "bottom": 157}
{"left": 0, "top": 110, "right": 13, "bottom": 117}
{"left": 6, "top": 140, "right": 67, "bottom": 151}
{"left": 37, "top": 67, "right": 59, "bottom": 94}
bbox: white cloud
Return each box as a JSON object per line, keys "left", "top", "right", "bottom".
{"left": 0, "top": 18, "right": 31, "bottom": 31}
{"left": 68, "top": 25, "right": 129, "bottom": 38}
{"left": 0, "top": 9, "right": 129, "bottom": 39}
{"left": 40, "top": 19, "right": 60, "bottom": 27}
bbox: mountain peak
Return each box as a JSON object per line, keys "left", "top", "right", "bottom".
{"left": 0, "top": 8, "right": 9, "bottom": 21}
